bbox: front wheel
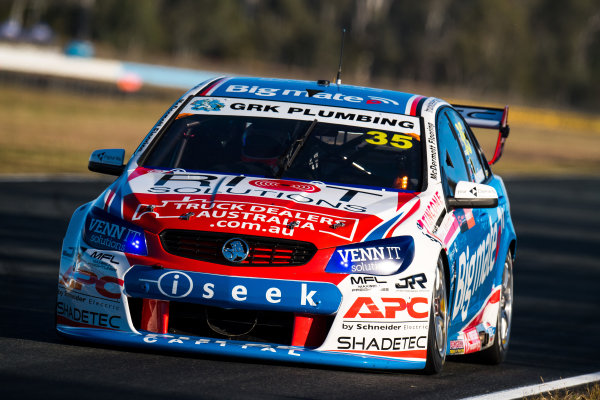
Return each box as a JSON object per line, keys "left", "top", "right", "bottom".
{"left": 424, "top": 257, "right": 448, "bottom": 374}
{"left": 480, "top": 250, "right": 514, "bottom": 364}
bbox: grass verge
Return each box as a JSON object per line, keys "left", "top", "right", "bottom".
{"left": 527, "top": 382, "right": 600, "bottom": 400}
{"left": 0, "top": 86, "right": 168, "bottom": 174}
{"left": 1, "top": 85, "right": 599, "bottom": 176}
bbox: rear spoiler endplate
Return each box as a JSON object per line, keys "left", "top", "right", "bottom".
{"left": 453, "top": 104, "right": 510, "bottom": 165}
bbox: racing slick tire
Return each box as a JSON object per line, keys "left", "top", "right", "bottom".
{"left": 479, "top": 251, "right": 513, "bottom": 364}
{"left": 424, "top": 257, "right": 449, "bottom": 374}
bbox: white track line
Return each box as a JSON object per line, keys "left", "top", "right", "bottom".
{"left": 462, "top": 371, "right": 600, "bottom": 400}
{"left": 0, "top": 44, "right": 122, "bottom": 83}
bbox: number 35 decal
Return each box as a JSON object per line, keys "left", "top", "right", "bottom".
{"left": 365, "top": 131, "right": 415, "bottom": 149}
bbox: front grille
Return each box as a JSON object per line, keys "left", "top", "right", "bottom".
{"left": 170, "top": 302, "right": 295, "bottom": 344}
{"left": 160, "top": 230, "right": 317, "bottom": 266}
{"left": 128, "top": 297, "right": 295, "bottom": 344}
{"left": 127, "top": 298, "right": 335, "bottom": 347}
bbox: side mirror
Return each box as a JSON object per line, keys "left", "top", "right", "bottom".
{"left": 88, "top": 149, "right": 126, "bottom": 176}
{"left": 447, "top": 181, "right": 498, "bottom": 209}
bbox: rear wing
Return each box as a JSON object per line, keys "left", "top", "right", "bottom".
{"left": 452, "top": 104, "right": 510, "bottom": 165}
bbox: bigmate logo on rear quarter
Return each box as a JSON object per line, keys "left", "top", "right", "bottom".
{"left": 453, "top": 209, "right": 505, "bottom": 321}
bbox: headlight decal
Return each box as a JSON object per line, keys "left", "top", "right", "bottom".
{"left": 82, "top": 207, "right": 147, "bottom": 255}
{"left": 325, "top": 236, "right": 415, "bottom": 276}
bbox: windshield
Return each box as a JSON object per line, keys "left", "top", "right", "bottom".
{"left": 142, "top": 113, "right": 422, "bottom": 191}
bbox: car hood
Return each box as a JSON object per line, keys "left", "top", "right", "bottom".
{"left": 96, "top": 168, "right": 420, "bottom": 249}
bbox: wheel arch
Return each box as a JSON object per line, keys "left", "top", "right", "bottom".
{"left": 438, "top": 248, "right": 457, "bottom": 347}
{"left": 438, "top": 249, "right": 451, "bottom": 302}
{"left": 508, "top": 240, "right": 517, "bottom": 262}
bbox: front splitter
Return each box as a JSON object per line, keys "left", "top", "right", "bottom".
{"left": 57, "top": 325, "right": 426, "bottom": 370}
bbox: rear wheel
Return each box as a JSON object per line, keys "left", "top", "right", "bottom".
{"left": 480, "top": 251, "right": 513, "bottom": 364}
{"left": 424, "top": 257, "right": 448, "bottom": 374}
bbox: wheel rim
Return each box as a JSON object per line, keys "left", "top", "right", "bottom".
{"left": 433, "top": 260, "right": 448, "bottom": 359}
{"left": 498, "top": 257, "right": 513, "bottom": 349}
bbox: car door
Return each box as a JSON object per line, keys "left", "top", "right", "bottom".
{"left": 437, "top": 107, "right": 498, "bottom": 327}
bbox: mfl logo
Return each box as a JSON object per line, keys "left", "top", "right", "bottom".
{"left": 90, "top": 251, "right": 120, "bottom": 264}
{"left": 350, "top": 276, "right": 387, "bottom": 285}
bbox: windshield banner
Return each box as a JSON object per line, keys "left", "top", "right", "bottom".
{"left": 180, "top": 97, "right": 421, "bottom": 134}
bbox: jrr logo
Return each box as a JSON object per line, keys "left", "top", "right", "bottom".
{"left": 396, "top": 273, "right": 427, "bottom": 290}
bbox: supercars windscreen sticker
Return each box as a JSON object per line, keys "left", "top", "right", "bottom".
{"left": 180, "top": 97, "right": 421, "bottom": 134}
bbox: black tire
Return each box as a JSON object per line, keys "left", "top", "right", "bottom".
{"left": 54, "top": 299, "right": 68, "bottom": 341}
{"left": 479, "top": 251, "right": 513, "bottom": 364}
{"left": 424, "top": 257, "right": 448, "bottom": 374}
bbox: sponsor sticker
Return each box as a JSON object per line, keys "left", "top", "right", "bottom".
{"left": 464, "top": 327, "right": 482, "bottom": 354}
{"left": 142, "top": 334, "right": 302, "bottom": 356}
{"left": 179, "top": 98, "right": 421, "bottom": 134}
{"left": 452, "top": 210, "right": 504, "bottom": 322}
{"left": 343, "top": 296, "right": 429, "bottom": 320}
{"left": 395, "top": 273, "right": 427, "bottom": 290}
{"left": 449, "top": 339, "right": 465, "bottom": 355}
{"left": 143, "top": 172, "right": 386, "bottom": 214}
{"left": 83, "top": 207, "right": 146, "bottom": 255}
{"left": 190, "top": 99, "right": 225, "bottom": 111}
{"left": 426, "top": 121, "right": 439, "bottom": 181}
{"left": 349, "top": 276, "right": 388, "bottom": 292}
{"left": 326, "top": 236, "right": 415, "bottom": 275}
{"left": 336, "top": 335, "right": 427, "bottom": 352}
{"left": 59, "top": 264, "right": 123, "bottom": 300}
{"left": 248, "top": 179, "right": 321, "bottom": 193}
{"left": 417, "top": 191, "right": 444, "bottom": 235}
{"left": 341, "top": 321, "right": 428, "bottom": 332}
{"left": 56, "top": 301, "right": 121, "bottom": 329}
{"left": 124, "top": 266, "right": 342, "bottom": 314}
{"left": 132, "top": 195, "right": 359, "bottom": 240}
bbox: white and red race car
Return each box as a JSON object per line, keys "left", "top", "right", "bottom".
{"left": 56, "top": 77, "right": 516, "bottom": 373}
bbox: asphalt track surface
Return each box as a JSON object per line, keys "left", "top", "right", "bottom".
{"left": 1, "top": 177, "right": 599, "bottom": 400}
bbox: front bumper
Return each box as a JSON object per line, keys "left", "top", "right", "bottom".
{"left": 57, "top": 260, "right": 429, "bottom": 370}
{"left": 57, "top": 227, "right": 432, "bottom": 370}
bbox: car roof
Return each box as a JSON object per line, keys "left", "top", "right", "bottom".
{"left": 202, "top": 77, "right": 430, "bottom": 116}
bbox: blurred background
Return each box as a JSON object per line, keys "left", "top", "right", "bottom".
{"left": 0, "top": 0, "right": 599, "bottom": 176}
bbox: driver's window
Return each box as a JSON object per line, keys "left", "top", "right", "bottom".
{"left": 436, "top": 109, "right": 471, "bottom": 197}
{"left": 446, "top": 109, "right": 488, "bottom": 183}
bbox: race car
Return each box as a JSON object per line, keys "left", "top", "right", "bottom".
{"left": 56, "top": 76, "right": 516, "bottom": 373}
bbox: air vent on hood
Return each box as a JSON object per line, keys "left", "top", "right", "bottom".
{"left": 160, "top": 230, "right": 317, "bottom": 266}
